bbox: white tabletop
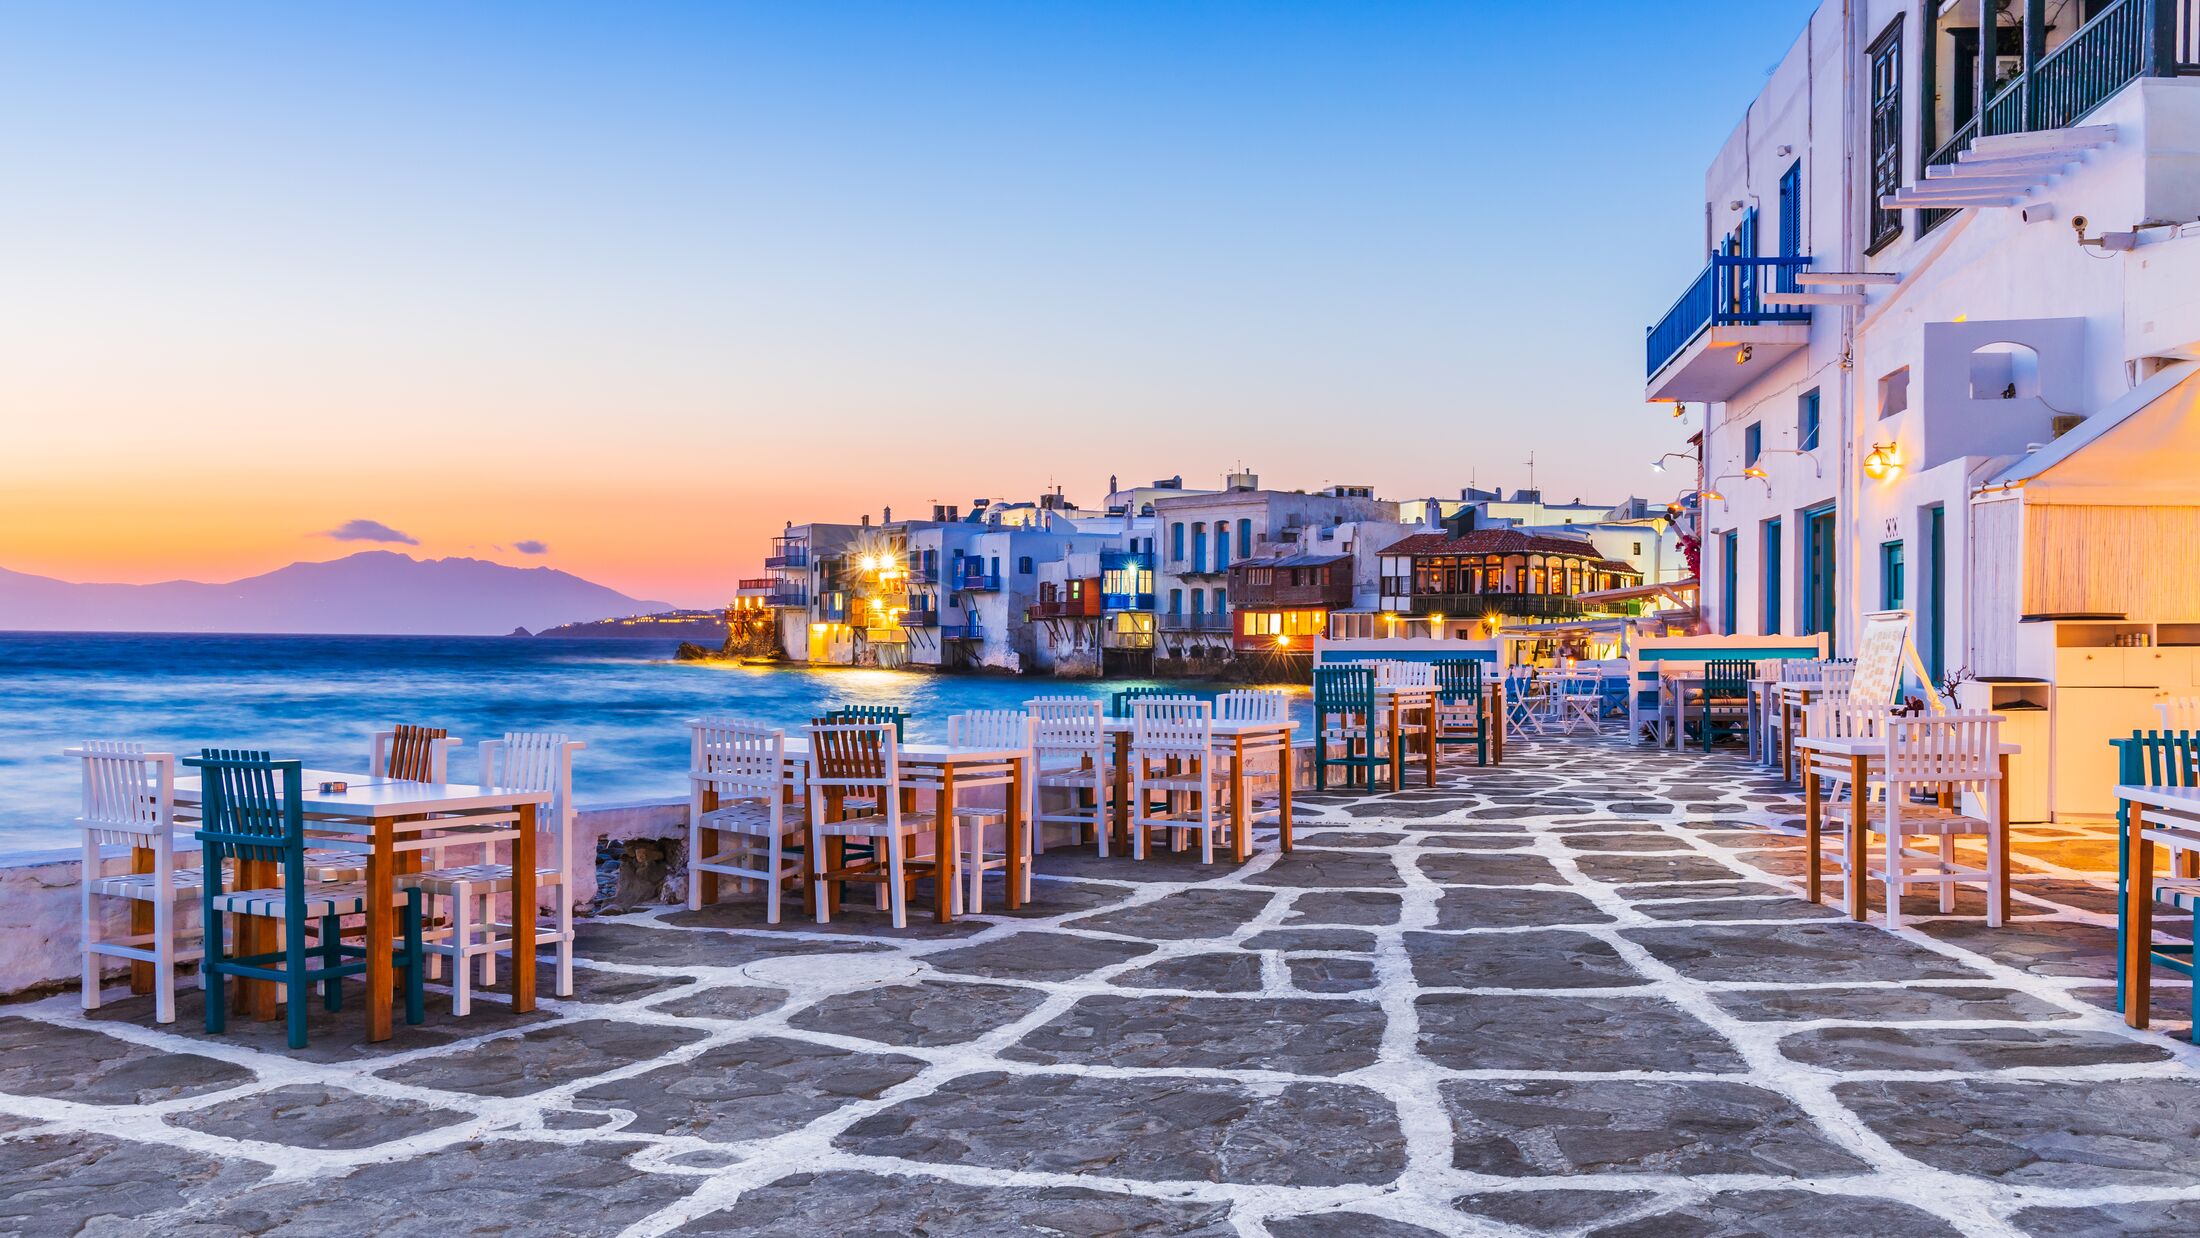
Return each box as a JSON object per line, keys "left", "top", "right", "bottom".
{"left": 1099, "top": 719, "right": 1300, "bottom": 736}
{"left": 1795, "top": 736, "right": 2022, "bottom": 758}
{"left": 176, "top": 771, "right": 549, "bottom": 818}
{"left": 774, "top": 739, "right": 1032, "bottom": 763}
{"left": 2117, "top": 784, "right": 2200, "bottom": 814}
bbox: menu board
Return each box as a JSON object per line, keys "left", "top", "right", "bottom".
{"left": 1850, "top": 610, "right": 1912, "bottom": 708}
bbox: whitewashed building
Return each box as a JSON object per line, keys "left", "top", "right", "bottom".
{"left": 1653, "top": 0, "right": 2200, "bottom": 818}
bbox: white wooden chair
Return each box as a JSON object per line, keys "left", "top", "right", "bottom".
{"left": 806, "top": 722, "right": 940, "bottom": 929}
{"left": 1215, "top": 689, "right": 1290, "bottom": 816}
{"left": 2160, "top": 697, "right": 2200, "bottom": 730}
{"left": 1866, "top": 713, "right": 2006, "bottom": 929}
{"left": 687, "top": 720, "right": 806, "bottom": 923}
{"left": 1504, "top": 666, "right": 1549, "bottom": 737}
{"left": 945, "top": 710, "right": 1034, "bottom": 912}
{"left": 72, "top": 743, "right": 200, "bottom": 1024}
{"left": 397, "top": 733, "right": 582, "bottom": 1015}
{"left": 1129, "top": 699, "right": 1224, "bottom": 863}
{"left": 1028, "top": 697, "right": 1110, "bottom": 857}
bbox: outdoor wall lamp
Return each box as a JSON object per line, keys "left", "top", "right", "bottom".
{"left": 1649, "top": 452, "right": 1697, "bottom": 473}
{"left": 1863, "top": 442, "right": 1903, "bottom": 481}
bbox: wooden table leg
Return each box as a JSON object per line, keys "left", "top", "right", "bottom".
{"left": 936, "top": 765, "right": 958, "bottom": 924}
{"left": 512, "top": 802, "right": 537, "bottom": 1014}
{"left": 2125, "top": 803, "right": 2153, "bottom": 1029}
{"left": 1996, "top": 753, "right": 2012, "bottom": 925}
{"left": 1278, "top": 732, "right": 1295, "bottom": 852}
{"left": 240, "top": 856, "right": 279, "bottom": 1021}
{"left": 1421, "top": 701, "right": 1436, "bottom": 787}
{"left": 1804, "top": 762, "right": 1822, "bottom": 904}
{"left": 1847, "top": 755, "right": 1869, "bottom": 922}
{"left": 1111, "top": 732, "right": 1132, "bottom": 852}
{"left": 1230, "top": 735, "right": 1248, "bottom": 863}
{"left": 1007, "top": 756, "right": 1027, "bottom": 909}
{"left": 1491, "top": 684, "right": 1504, "bottom": 764}
{"left": 365, "top": 828, "right": 394, "bottom": 1041}
{"left": 1781, "top": 701, "right": 1795, "bottom": 782}
{"left": 1387, "top": 706, "right": 1402, "bottom": 791}
{"left": 697, "top": 786, "right": 720, "bottom": 905}
{"left": 129, "top": 844, "right": 154, "bottom": 994}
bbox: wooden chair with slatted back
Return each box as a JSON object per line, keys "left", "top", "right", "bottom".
{"left": 805, "top": 722, "right": 941, "bottom": 929}
{"left": 688, "top": 719, "right": 807, "bottom": 922}
{"left": 1027, "top": 697, "right": 1110, "bottom": 856}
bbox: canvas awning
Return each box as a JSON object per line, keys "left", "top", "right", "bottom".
{"left": 1577, "top": 578, "right": 1698, "bottom": 604}
{"left": 1982, "top": 362, "right": 2200, "bottom": 504}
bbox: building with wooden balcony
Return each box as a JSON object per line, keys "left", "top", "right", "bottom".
{"left": 1375, "top": 528, "right": 1642, "bottom": 630}
{"left": 1227, "top": 554, "right": 1352, "bottom": 653}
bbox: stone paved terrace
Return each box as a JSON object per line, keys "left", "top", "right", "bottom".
{"left": 4, "top": 731, "right": 2199, "bottom": 1236}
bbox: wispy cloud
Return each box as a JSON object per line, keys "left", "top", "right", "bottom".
{"left": 321, "top": 518, "right": 418, "bottom": 545}
{"left": 513, "top": 539, "right": 549, "bottom": 556}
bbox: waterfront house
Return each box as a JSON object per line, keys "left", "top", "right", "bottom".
{"left": 1374, "top": 526, "right": 1644, "bottom": 636}
{"left": 1656, "top": 0, "right": 2200, "bottom": 818}
{"left": 1152, "top": 474, "right": 1398, "bottom": 673}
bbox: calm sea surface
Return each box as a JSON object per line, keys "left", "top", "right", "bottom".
{"left": 0, "top": 632, "right": 1310, "bottom": 855}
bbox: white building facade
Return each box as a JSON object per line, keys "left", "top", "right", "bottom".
{"left": 1654, "top": 0, "right": 2200, "bottom": 818}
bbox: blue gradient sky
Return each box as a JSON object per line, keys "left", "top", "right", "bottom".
{"left": 0, "top": 1, "right": 1816, "bottom": 604}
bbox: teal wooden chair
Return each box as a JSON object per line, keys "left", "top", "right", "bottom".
{"left": 1110, "top": 686, "right": 1175, "bottom": 718}
{"left": 1432, "top": 659, "right": 1487, "bottom": 766}
{"left": 822, "top": 706, "right": 907, "bottom": 742}
{"left": 188, "top": 750, "right": 425, "bottom": 1049}
{"left": 2113, "top": 730, "right": 2200, "bottom": 1028}
{"left": 1697, "top": 659, "right": 1755, "bottom": 752}
{"left": 1314, "top": 666, "right": 1385, "bottom": 790}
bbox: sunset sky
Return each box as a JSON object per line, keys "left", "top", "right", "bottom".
{"left": 2, "top": 1, "right": 1815, "bottom": 608}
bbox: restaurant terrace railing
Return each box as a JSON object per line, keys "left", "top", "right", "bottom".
{"left": 1645, "top": 256, "right": 1812, "bottom": 379}
{"left": 1407, "top": 592, "right": 1587, "bottom": 620}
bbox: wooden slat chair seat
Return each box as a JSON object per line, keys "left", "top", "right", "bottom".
{"left": 1432, "top": 660, "right": 1488, "bottom": 766}
{"left": 806, "top": 722, "right": 947, "bottom": 929}
{"left": 213, "top": 882, "right": 415, "bottom": 920}
{"left": 688, "top": 720, "right": 808, "bottom": 924}
{"left": 2112, "top": 730, "right": 2200, "bottom": 1021}
{"left": 396, "top": 733, "right": 582, "bottom": 1015}
{"left": 821, "top": 705, "right": 907, "bottom": 741}
{"left": 72, "top": 742, "right": 201, "bottom": 1024}
{"left": 188, "top": 750, "right": 425, "bottom": 1050}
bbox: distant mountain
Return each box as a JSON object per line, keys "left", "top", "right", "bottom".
{"left": 0, "top": 552, "right": 676, "bottom": 636}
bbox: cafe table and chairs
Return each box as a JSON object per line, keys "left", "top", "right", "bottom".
{"left": 1693, "top": 659, "right": 1755, "bottom": 752}
{"left": 1100, "top": 701, "right": 1297, "bottom": 861}
{"left": 71, "top": 742, "right": 201, "bottom": 1025}
{"left": 688, "top": 719, "right": 810, "bottom": 922}
{"left": 1028, "top": 697, "right": 1113, "bottom": 856}
{"left": 1550, "top": 668, "right": 1605, "bottom": 737}
{"left": 779, "top": 721, "right": 1033, "bottom": 924}
{"left": 1503, "top": 665, "right": 1550, "bottom": 739}
{"left": 1775, "top": 660, "right": 1856, "bottom": 781}
{"left": 173, "top": 752, "right": 549, "bottom": 1041}
{"left": 804, "top": 722, "right": 956, "bottom": 930}
{"left": 2117, "top": 773, "right": 2200, "bottom": 1040}
{"left": 1373, "top": 674, "right": 1439, "bottom": 789}
{"left": 1127, "top": 699, "right": 1233, "bottom": 863}
{"left": 1314, "top": 665, "right": 1386, "bottom": 791}
{"left": 396, "top": 733, "right": 584, "bottom": 1015}
{"left": 1798, "top": 707, "right": 2017, "bottom": 923}
{"left": 187, "top": 751, "right": 427, "bottom": 1050}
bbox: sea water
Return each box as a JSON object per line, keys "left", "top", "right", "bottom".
{"left": 0, "top": 632, "right": 1309, "bottom": 855}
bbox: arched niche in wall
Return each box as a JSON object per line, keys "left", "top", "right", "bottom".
{"left": 1969, "top": 341, "right": 2042, "bottom": 401}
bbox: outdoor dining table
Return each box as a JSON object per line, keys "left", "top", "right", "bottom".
{"left": 758, "top": 738, "right": 1034, "bottom": 923}
{"left": 1376, "top": 684, "right": 1439, "bottom": 790}
{"left": 173, "top": 770, "right": 548, "bottom": 1041}
{"left": 1775, "top": 681, "right": 1828, "bottom": 781}
{"left": 1793, "top": 733, "right": 2018, "bottom": 922}
{"left": 1102, "top": 718, "right": 1299, "bottom": 862}
{"left": 2117, "top": 783, "right": 2200, "bottom": 1032}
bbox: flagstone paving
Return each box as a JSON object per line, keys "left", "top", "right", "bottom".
{"left": 4, "top": 731, "right": 2199, "bottom": 1236}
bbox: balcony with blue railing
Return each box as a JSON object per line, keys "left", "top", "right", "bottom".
{"left": 956, "top": 570, "right": 1003, "bottom": 592}
{"left": 1102, "top": 592, "right": 1156, "bottom": 612}
{"left": 767, "top": 589, "right": 810, "bottom": 608}
{"left": 763, "top": 549, "right": 809, "bottom": 569}
{"left": 1158, "top": 611, "right": 1232, "bottom": 633}
{"left": 941, "top": 620, "right": 983, "bottom": 641}
{"left": 900, "top": 606, "right": 940, "bottom": 628}
{"left": 819, "top": 597, "right": 848, "bottom": 622}
{"left": 1645, "top": 255, "right": 1812, "bottom": 403}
